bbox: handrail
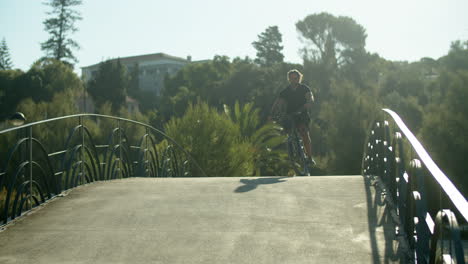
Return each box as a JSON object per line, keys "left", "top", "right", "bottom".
{"left": 362, "top": 108, "right": 467, "bottom": 263}
{"left": 0, "top": 113, "right": 207, "bottom": 177}
{"left": 0, "top": 113, "right": 207, "bottom": 225}
{"left": 382, "top": 108, "right": 468, "bottom": 221}
{"left": 1, "top": 114, "right": 158, "bottom": 134}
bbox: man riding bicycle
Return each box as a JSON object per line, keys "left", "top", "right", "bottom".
{"left": 270, "top": 69, "right": 315, "bottom": 166}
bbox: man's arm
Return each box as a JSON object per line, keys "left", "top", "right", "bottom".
{"left": 270, "top": 97, "right": 286, "bottom": 119}
{"left": 303, "top": 91, "right": 314, "bottom": 111}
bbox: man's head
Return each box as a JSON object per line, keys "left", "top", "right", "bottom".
{"left": 287, "top": 69, "right": 303, "bottom": 86}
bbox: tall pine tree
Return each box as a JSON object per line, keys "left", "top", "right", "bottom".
{"left": 0, "top": 38, "right": 14, "bottom": 70}
{"left": 252, "top": 26, "right": 284, "bottom": 67}
{"left": 41, "top": 0, "right": 82, "bottom": 66}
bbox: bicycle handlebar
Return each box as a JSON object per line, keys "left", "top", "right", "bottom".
{"left": 271, "top": 110, "right": 305, "bottom": 120}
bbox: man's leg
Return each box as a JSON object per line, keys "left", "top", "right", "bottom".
{"left": 297, "top": 124, "right": 312, "bottom": 160}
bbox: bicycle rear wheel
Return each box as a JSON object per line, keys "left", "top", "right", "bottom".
{"left": 287, "top": 133, "right": 310, "bottom": 176}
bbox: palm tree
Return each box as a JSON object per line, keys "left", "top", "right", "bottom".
{"left": 224, "top": 101, "right": 289, "bottom": 176}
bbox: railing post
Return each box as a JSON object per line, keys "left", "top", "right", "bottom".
{"left": 375, "top": 121, "right": 384, "bottom": 178}
{"left": 430, "top": 210, "right": 465, "bottom": 264}
{"left": 118, "top": 120, "right": 122, "bottom": 179}
{"left": 366, "top": 124, "right": 376, "bottom": 177}
{"left": 28, "top": 126, "right": 33, "bottom": 211}
{"left": 145, "top": 127, "right": 149, "bottom": 177}
{"left": 80, "top": 116, "right": 84, "bottom": 185}
{"left": 411, "top": 159, "right": 433, "bottom": 263}
{"left": 394, "top": 131, "right": 408, "bottom": 235}
{"left": 382, "top": 120, "right": 392, "bottom": 188}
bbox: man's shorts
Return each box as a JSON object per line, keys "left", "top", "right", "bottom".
{"left": 280, "top": 112, "right": 311, "bottom": 131}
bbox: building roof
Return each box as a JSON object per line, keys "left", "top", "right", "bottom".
{"left": 81, "top": 52, "right": 190, "bottom": 69}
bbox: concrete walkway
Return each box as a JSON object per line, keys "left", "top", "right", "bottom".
{"left": 0, "top": 176, "right": 404, "bottom": 263}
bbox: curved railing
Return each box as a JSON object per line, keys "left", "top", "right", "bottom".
{"left": 362, "top": 109, "right": 467, "bottom": 263}
{"left": 0, "top": 114, "right": 206, "bottom": 225}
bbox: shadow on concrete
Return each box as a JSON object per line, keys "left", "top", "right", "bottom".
{"left": 235, "top": 177, "right": 288, "bottom": 193}
{"left": 364, "top": 176, "right": 409, "bottom": 264}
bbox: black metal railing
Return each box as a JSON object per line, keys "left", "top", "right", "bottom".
{"left": 0, "top": 114, "right": 206, "bottom": 225}
{"left": 362, "top": 108, "right": 467, "bottom": 263}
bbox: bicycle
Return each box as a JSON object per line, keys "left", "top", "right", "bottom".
{"left": 273, "top": 112, "right": 312, "bottom": 176}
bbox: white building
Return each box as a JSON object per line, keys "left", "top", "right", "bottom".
{"left": 81, "top": 53, "right": 191, "bottom": 96}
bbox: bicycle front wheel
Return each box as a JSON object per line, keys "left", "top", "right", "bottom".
{"left": 288, "top": 134, "right": 310, "bottom": 176}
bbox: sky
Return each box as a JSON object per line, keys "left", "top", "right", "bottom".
{"left": 1, "top": 0, "right": 468, "bottom": 75}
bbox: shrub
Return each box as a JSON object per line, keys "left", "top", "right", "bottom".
{"left": 164, "top": 102, "right": 254, "bottom": 176}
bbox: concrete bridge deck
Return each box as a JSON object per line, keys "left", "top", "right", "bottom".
{"left": 0, "top": 176, "right": 404, "bottom": 263}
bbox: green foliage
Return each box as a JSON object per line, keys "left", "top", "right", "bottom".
{"left": 14, "top": 89, "right": 80, "bottom": 152}
{"left": 16, "top": 98, "right": 48, "bottom": 122}
{"left": 420, "top": 68, "right": 468, "bottom": 196}
{"left": 0, "top": 69, "right": 23, "bottom": 120}
{"left": 126, "top": 63, "right": 157, "bottom": 113}
{"left": 318, "top": 80, "right": 377, "bottom": 174}
{"left": 0, "top": 38, "right": 13, "bottom": 70}
{"left": 217, "top": 61, "right": 262, "bottom": 107}
{"left": 16, "top": 88, "right": 79, "bottom": 122}
{"left": 117, "top": 104, "right": 149, "bottom": 144}
{"left": 381, "top": 92, "right": 423, "bottom": 131}
{"left": 421, "top": 107, "right": 468, "bottom": 197}
{"left": 339, "top": 51, "right": 388, "bottom": 93}
{"left": 162, "top": 56, "right": 231, "bottom": 114}
{"left": 162, "top": 56, "right": 302, "bottom": 123}
{"left": 224, "top": 101, "right": 288, "bottom": 176}
{"left": 0, "top": 59, "right": 82, "bottom": 120}
{"left": 161, "top": 56, "right": 233, "bottom": 121}
{"left": 29, "top": 58, "right": 84, "bottom": 101}
{"left": 87, "top": 59, "right": 128, "bottom": 112}
{"left": 41, "top": 0, "right": 82, "bottom": 65}
{"left": 303, "top": 58, "right": 332, "bottom": 101}
{"left": 252, "top": 26, "right": 285, "bottom": 67}
{"left": 165, "top": 86, "right": 196, "bottom": 118}
{"left": 298, "top": 12, "right": 368, "bottom": 102}
{"left": 129, "top": 89, "right": 157, "bottom": 113}
{"left": 164, "top": 102, "right": 254, "bottom": 176}
{"left": 379, "top": 66, "right": 425, "bottom": 99}
{"left": 441, "top": 40, "right": 468, "bottom": 71}
{"left": 296, "top": 12, "right": 367, "bottom": 66}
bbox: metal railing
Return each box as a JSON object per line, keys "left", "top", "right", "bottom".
{"left": 362, "top": 108, "right": 467, "bottom": 263}
{"left": 0, "top": 114, "right": 206, "bottom": 225}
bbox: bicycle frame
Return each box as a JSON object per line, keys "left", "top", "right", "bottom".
{"left": 286, "top": 120, "right": 310, "bottom": 176}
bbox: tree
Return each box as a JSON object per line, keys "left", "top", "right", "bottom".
{"left": 252, "top": 26, "right": 284, "bottom": 67}
{"left": 0, "top": 59, "right": 82, "bottom": 120}
{"left": 28, "top": 58, "right": 84, "bottom": 101}
{"left": 224, "top": 101, "right": 288, "bottom": 175}
{"left": 87, "top": 59, "right": 129, "bottom": 112}
{"left": 41, "top": 0, "right": 82, "bottom": 65}
{"left": 296, "top": 12, "right": 367, "bottom": 66}
{"left": 161, "top": 55, "right": 233, "bottom": 119}
{"left": 0, "top": 38, "right": 14, "bottom": 70}
{"left": 164, "top": 102, "right": 254, "bottom": 176}
{"left": 318, "top": 80, "right": 377, "bottom": 174}
{"left": 297, "top": 13, "right": 367, "bottom": 101}
{"left": 217, "top": 61, "right": 262, "bottom": 106}
{"left": 0, "top": 69, "right": 23, "bottom": 120}
{"left": 420, "top": 68, "right": 468, "bottom": 197}
{"left": 440, "top": 40, "right": 468, "bottom": 71}
{"left": 13, "top": 58, "right": 83, "bottom": 103}
{"left": 16, "top": 88, "right": 79, "bottom": 122}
